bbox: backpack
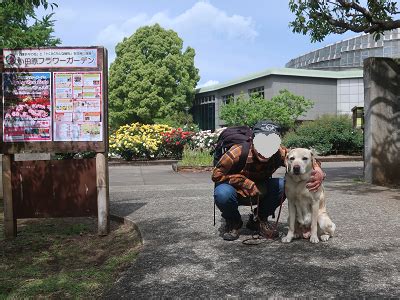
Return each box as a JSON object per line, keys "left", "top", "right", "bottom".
{"left": 213, "top": 121, "right": 282, "bottom": 174}
{"left": 213, "top": 126, "right": 253, "bottom": 174}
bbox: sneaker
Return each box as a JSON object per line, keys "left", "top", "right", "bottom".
{"left": 222, "top": 219, "right": 243, "bottom": 241}
{"left": 246, "top": 214, "right": 259, "bottom": 231}
{"left": 259, "top": 219, "right": 279, "bottom": 239}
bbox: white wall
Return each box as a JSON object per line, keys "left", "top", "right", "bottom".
{"left": 337, "top": 78, "right": 364, "bottom": 115}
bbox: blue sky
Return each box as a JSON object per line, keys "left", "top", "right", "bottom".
{"left": 47, "top": 0, "right": 355, "bottom": 87}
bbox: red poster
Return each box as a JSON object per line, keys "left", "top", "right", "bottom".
{"left": 2, "top": 72, "right": 52, "bottom": 142}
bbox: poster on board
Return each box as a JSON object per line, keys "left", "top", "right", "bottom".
{"left": 2, "top": 72, "right": 52, "bottom": 142}
{"left": 53, "top": 72, "right": 103, "bottom": 141}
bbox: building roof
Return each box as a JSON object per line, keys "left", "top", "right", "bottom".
{"left": 196, "top": 67, "right": 363, "bottom": 93}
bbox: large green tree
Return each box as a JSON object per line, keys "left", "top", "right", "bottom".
{"left": 289, "top": 0, "right": 400, "bottom": 42}
{"left": 0, "top": 0, "right": 60, "bottom": 48}
{"left": 220, "top": 90, "right": 314, "bottom": 130}
{"left": 109, "top": 24, "right": 200, "bottom": 128}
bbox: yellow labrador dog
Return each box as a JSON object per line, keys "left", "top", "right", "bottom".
{"left": 282, "top": 148, "right": 336, "bottom": 244}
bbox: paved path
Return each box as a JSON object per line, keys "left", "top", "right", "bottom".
{"left": 105, "top": 162, "right": 400, "bottom": 298}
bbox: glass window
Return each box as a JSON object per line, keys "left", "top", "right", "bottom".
{"left": 222, "top": 93, "right": 234, "bottom": 105}
{"left": 248, "top": 86, "right": 265, "bottom": 98}
{"left": 349, "top": 38, "right": 355, "bottom": 50}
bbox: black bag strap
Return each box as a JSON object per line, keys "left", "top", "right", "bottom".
{"left": 230, "top": 141, "right": 251, "bottom": 174}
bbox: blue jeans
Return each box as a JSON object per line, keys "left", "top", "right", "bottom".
{"left": 214, "top": 177, "right": 285, "bottom": 222}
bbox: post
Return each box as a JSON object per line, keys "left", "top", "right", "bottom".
{"left": 3, "top": 154, "right": 17, "bottom": 238}
{"left": 364, "top": 57, "right": 400, "bottom": 186}
{"left": 96, "top": 152, "right": 110, "bottom": 235}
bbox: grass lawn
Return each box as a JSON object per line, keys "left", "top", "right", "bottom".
{"left": 0, "top": 201, "right": 142, "bottom": 298}
{"left": 179, "top": 148, "right": 213, "bottom": 167}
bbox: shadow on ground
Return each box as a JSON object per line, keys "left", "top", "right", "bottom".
{"left": 106, "top": 215, "right": 400, "bottom": 298}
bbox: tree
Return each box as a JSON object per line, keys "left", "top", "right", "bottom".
{"left": 219, "top": 90, "right": 314, "bottom": 130}
{"left": 289, "top": 0, "right": 400, "bottom": 42}
{"left": 0, "top": 0, "right": 60, "bottom": 48}
{"left": 108, "top": 24, "right": 200, "bottom": 128}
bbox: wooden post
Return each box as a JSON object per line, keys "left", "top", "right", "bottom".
{"left": 96, "top": 152, "right": 110, "bottom": 235}
{"left": 3, "top": 154, "right": 17, "bottom": 238}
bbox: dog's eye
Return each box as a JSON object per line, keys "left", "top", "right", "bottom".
{"left": 302, "top": 157, "right": 308, "bottom": 161}
{"left": 289, "top": 157, "right": 295, "bottom": 161}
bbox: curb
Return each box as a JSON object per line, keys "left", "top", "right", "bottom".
{"left": 110, "top": 213, "right": 143, "bottom": 244}
{"left": 316, "top": 156, "right": 363, "bottom": 162}
{"left": 172, "top": 156, "right": 363, "bottom": 172}
{"left": 108, "top": 159, "right": 178, "bottom": 166}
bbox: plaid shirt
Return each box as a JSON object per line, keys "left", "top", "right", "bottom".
{"left": 212, "top": 144, "right": 288, "bottom": 197}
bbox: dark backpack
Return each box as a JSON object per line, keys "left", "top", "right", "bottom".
{"left": 213, "top": 126, "right": 253, "bottom": 174}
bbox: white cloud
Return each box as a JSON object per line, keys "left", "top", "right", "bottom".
{"left": 55, "top": 7, "right": 79, "bottom": 21}
{"left": 96, "top": 1, "right": 258, "bottom": 56}
{"left": 197, "top": 80, "right": 219, "bottom": 88}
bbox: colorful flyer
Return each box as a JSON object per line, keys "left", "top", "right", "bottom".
{"left": 2, "top": 72, "right": 52, "bottom": 142}
{"left": 53, "top": 72, "right": 103, "bottom": 141}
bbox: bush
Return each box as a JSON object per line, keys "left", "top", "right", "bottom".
{"left": 188, "top": 128, "right": 225, "bottom": 153}
{"left": 161, "top": 128, "right": 194, "bottom": 159}
{"left": 220, "top": 90, "right": 313, "bottom": 130}
{"left": 109, "top": 123, "right": 172, "bottom": 160}
{"left": 283, "top": 115, "right": 363, "bottom": 155}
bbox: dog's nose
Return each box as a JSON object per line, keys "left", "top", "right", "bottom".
{"left": 293, "top": 165, "right": 301, "bottom": 174}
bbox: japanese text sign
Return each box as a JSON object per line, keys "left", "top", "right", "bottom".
{"left": 3, "top": 48, "right": 97, "bottom": 69}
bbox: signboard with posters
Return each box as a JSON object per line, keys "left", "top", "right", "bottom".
{"left": 0, "top": 46, "right": 108, "bottom": 154}
{"left": 0, "top": 46, "right": 109, "bottom": 238}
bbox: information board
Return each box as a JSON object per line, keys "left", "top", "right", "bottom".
{"left": 0, "top": 46, "right": 108, "bottom": 154}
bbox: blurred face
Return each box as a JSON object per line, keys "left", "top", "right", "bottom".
{"left": 253, "top": 133, "right": 281, "bottom": 161}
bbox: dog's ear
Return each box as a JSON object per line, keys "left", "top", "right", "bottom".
{"left": 310, "top": 149, "right": 316, "bottom": 167}
{"left": 285, "top": 153, "right": 290, "bottom": 173}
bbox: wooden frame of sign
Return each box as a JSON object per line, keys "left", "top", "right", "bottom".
{"left": 0, "top": 46, "right": 110, "bottom": 238}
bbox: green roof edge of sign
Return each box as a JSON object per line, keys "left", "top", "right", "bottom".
{"left": 196, "top": 67, "right": 363, "bottom": 93}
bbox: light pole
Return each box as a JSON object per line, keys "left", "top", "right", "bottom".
{"left": 184, "top": 106, "right": 189, "bottom": 126}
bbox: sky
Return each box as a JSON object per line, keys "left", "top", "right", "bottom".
{"left": 44, "top": 0, "right": 355, "bottom": 88}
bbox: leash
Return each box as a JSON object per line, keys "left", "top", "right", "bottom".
{"left": 242, "top": 190, "right": 286, "bottom": 245}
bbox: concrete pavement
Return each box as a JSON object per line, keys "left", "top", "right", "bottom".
{"left": 105, "top": 162, "right": 400, "bottom": 298}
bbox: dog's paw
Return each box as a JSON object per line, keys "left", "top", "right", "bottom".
{"left": 281, "top": 235, "right": 293, "bottom": 243}
{"left": 320, "top": 234, "right": 330, "bottom": 242}
{"left": 309, "top": 235, "right": 319, "bottom": 244}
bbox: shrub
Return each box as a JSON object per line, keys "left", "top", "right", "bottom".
{"left": 283, "top": 115, "right": 363, "bottom": 155}
{"left": 109, "top": 123, "right": 172, "bottom": 160}
{"left": 161, "top": 128, "right": 194, "bottom": 159}
{"left": 189, "top": 128, "right": 225, "bottom": 152}
{"left": 220, "top": 90, "right": 313, "bottom": 130}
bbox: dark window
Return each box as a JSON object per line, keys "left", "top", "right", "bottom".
{"left": 222, "top": 93, "right": 234, "bottom": 105}
{"left": 248, "top": 86, "right": 264, "bottom": 98}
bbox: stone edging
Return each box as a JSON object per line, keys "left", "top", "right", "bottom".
{"left": 108, "top": 159, "right": 178, "bottom": 166}
{"left": 110, "top": 213, "right": 143, "bottom": 244}
{"left": 171, "top": 156, "right": 363, "bottom": 172}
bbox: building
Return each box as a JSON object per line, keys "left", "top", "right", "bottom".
{"left": 194, "top": 68, "right": 363, "bottom": 130}
{"left": 194, "top": 29, "right": 400, "bottom": 131}
{"left": 286, "top": 29, "right": 400, "bottom": 70}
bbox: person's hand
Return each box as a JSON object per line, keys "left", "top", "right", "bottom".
{"left": 306, "top": 168, "right": 325, "bottom": 192}
{"left": 248, "top": 185, "right": 260, "bottom": 197}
